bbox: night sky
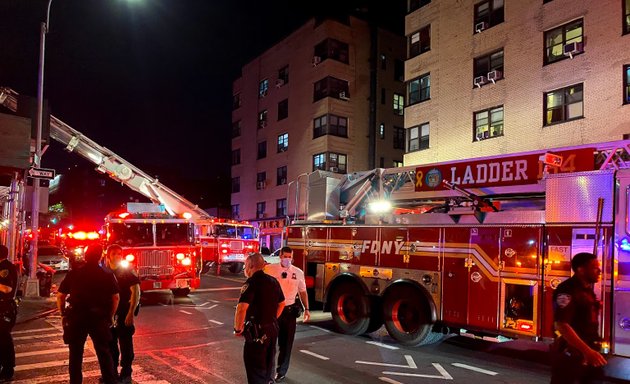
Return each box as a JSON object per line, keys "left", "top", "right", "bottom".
{"left": 0, "top": 0, "right": 404, "bottom": 208}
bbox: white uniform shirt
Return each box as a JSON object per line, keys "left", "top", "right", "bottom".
{"left": 264, "top": 262, "right": 306, "bottom": 306}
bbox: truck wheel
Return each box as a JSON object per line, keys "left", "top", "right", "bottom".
{"left": 228, "top": 263, "right": 244, "bottom": 274}
{"left": 330, "top": 282, "right": 370, "bottom": 335}
{"left": 366, "top": 296, "right": 384, "bottom": 333}
{"left": 171, "top": 288, "right": 190, "bottom": 297}
{"left": 383, "top": 285, "right": 434, "bottom": 346}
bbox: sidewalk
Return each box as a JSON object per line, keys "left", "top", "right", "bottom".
{"left": 15, "top": 295, "right": 58, "bottom": 325}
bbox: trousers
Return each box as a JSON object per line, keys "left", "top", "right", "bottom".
{"left": 65, "top": 316, "right": 117, "bottom": 384}
{"left": 276, "top": 308, "right": 297, "bottom": 376}
{"left": 109, "top": 322, "right": 135, "bottom": 378}
{"left": 243, "top": 324, "right": 278, "bottom": 384}
{"left": 550, "top": 351, "right": 604, "bottom": 384}
{"left": 0, "top": 299, "right": 16, "bottom": 375}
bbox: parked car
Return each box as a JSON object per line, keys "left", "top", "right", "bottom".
{"left": 37, "top": 246, "right": 70, "bottom": 271}
{"left": 264, "top": 249, "right": 281, "bottom": 265}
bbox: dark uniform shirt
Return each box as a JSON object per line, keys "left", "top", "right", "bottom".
{"left": 112, "top": 268, "right": 140, "bottom": 318}
{"left": 239, "top": 270, "right": 285, "bottom": 325}
{"left": 59, "top": 263, "right": 119, "bottom": 319}
{"left": 553, "top": 275, "right": 600, "bottom": 349}
{"left": 0, "top": 259, "right": 17, "bottom": 301}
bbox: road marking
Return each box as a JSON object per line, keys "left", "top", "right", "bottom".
{"left": 148, "top": 351, "right": 206, "bottom": 382}
{"left": 383, "top": 363, "right": 453, "bottom": 380}
{"left": 308, "top": 325, "right": 332, "bottom": 333}
{"left": 300, "top": 349, "right": 330, "bottom": 360}
{"left": 179, "top": 310, "right": 192, "bottom": 315}
{"left": 10, "top": 368, "right": 102, "bottom": 383}
{"left": 13, "top": 333, "right": 62, "bottom": 341}
{"left": 210, "top": 299, "right": 220, "bottom": 303}
{"left": 209, "top": 319, "right": 223, "bottom": 325}
{"left": 379, "top": 377, "right": 404, "bottom": 384}
{"left": 366, "top": 341, "right": 399, "bottom": 350}
{"left": 12, "top": 327, "right": 55, "bottom": 335}
{"left": 16, "top": 347, "right": 68, "bottom": 357}
{"left": 15, "top": 356, "right": 98, "bottom": 371}
{"left": 199, "top": 301, "right": 210, "bottom": 306}
{"left": 208, "top": 304, "right": 218, "bottom": 309}
{"left": 136, "top": 326, "right": 213, "bottom": 338}
{"left": 194, "top": 287, "right": 241, "bottom": 292}
{"left": 452, "top": 363, "right": 498, "bottom": 376}
{"left": 357, "top": 355, "right": 417, "bottom": 369}
{"left": 162, "top": 349, "right": 233, "bottom": 383}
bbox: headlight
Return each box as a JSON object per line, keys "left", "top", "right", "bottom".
{"left": 182, "top": 257, "right": 192, "bottom": 266}
{"left": 125, "top": 254, "right": 135, "bottom": 262}
{"left": 176, "top": 253, "right": 185, "bottom": 260}
{"left": 120, "top": 260, "right": 130, "bottom": 268}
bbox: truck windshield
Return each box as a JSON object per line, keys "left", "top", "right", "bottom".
{"left": 214, "top": 225, "right": 256, "bottom": 239}
{"left": 109, "top": 223, "right": 153, "bottom": 246}
{"left": 156, "top": 223, "right": 193, "bottom": 246}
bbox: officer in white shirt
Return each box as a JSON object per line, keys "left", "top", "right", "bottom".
{"left": 264, "top": 246, "right": 310, "bottom": 382}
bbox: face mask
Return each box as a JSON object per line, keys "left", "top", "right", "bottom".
{"left": 280, "top": 258, "right": 292, "bottom": 268}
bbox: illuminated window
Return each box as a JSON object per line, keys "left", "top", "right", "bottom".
{"left": 544, "top": 83, "right": 583, "bottom": 125}
{"left": 379, "top": 124, "right": 385, "bottom": 139}
{"left": 409, "top": 25, "right": 430, "bottom": 58}
{"left": 393, "top": 160, "right": 403, "bottom": 167}
{"left": 474, "top": 106, "right": 504, "bottom": 141}
{"left": 408, "top": 73, "right": 430, "bottom": 105}
{"left": 277, "top": 133, "right": 288, "bottom": 152}
{"left": 393, "top": 93, "right": 405, "bottom": 115}
{"left": 625, "top": 0, "right": 630, "bottom": 35}
{"left": 544, "top": 19, "right": 583, "bottom": 65}
{"left": 259, "top": 79, "right": 269, "bottom": 98}
{"left": 408, "top": 123, "right": 429, "bottom": 152}
{"left": 258, "top": 110, "right": 268, "bottom": 129}
{"left": 474, "top": 0, "right": 504, "bottom": 32}
{"left": 313, "top": 152, "right": 347, "bottom": 173}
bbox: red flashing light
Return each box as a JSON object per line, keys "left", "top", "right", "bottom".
{"left": 518, "top": 323, "right": 532, "bottom": 331}
{"left": 118, "top": 212, "right": 130, "bottom": 219}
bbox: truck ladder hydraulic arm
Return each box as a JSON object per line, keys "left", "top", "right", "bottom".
{"left": 0, "top": 87, "right": 211, "bottom": 220}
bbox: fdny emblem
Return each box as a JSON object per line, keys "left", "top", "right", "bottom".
{"left": 425, "top": 168, "right": 442, "bottom": 189}
{"left": 556, "top": 294, "right": 571, "bottom": 308}
{"left": 0, "top": 269, "right": 8, "bottom": 278}
{"left": 504, "top": 248, "right": 516, "bottom": 258}
{"left": 471, "top": 271, "right": 482, "bottom": 283}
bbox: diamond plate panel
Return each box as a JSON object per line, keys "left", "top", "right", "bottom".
{"left": 545, "top": 170, "right": 614, "bottom": 223}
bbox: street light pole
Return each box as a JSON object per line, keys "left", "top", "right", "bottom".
{"left": 28, "top": 0, "right": 53, "bottom": 288}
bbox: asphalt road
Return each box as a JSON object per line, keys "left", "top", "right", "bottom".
{"left": 11, "top": 271, "right": 554, "bottom": 383}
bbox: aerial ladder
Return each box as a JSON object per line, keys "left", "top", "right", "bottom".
{"left": 0, "top": 86, "right": 212, "bottom": 220}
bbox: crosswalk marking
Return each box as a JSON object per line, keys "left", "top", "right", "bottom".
{"left": 12, "top": 327, "right": 55, "bottom": 335}
{"left": 16, "top": 347, "right": 68, "bottom": 358}
{"left": 15, "top": 356, "right": 99, "bottom": 371}
{"left": 13, "top": 332, "right": 62, "bottom": 341}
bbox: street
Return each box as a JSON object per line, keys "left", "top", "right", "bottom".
{"left": 11, "top": 272, "right": 552, "bottom": 384}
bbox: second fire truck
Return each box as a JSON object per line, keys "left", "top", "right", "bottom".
{"left": 197, "top": 218, "right": 259, "bottom": 274}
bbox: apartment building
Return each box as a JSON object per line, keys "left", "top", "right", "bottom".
{"left": 403, "top": 0, "right": 630, "bottom": 166}
{"left": 231, "top": 16, "right": 405, "bottom": 250}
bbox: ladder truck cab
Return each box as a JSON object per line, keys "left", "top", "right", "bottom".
{"left": 197, "top": 218, "right": 259, "bottom": 274}
{"left": 104, "top": 203, "right": 200, "bottom": 296}
{"left": 286, "top": 141, "right": 630, "bottom": 366}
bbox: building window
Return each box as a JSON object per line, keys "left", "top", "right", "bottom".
{"left": 278, "top": 99, "right": 289, "bottom": 120}
{"left": 314, "top": 76, "right": 350, "bottom": 102}
{"left": 408, "top": 123, "right": 429, "bottom": 152}
{"left": 474, "top": 50, "right": 504, "bottom": 86}
{"left": 624, "top": 0, "right": 630, "bottom": 35}
{"left": 474, "top": 106, "right": 504, "bottom": 141}
{"left": 277, "top": 166, "right": 287, "bottom": 185}
{"left": 257, "top": 141, "right": 267, "bottom": 159}
{"left": 231, "top": 204, "right": 240, "bottom": 219}
{"left": 544, "top": 19, "right": 583, "bottom": 65}
{"left": 379, "top": 124, "right": 385, "bottom": 139}
{"left": 544, "top": 83, "right": 584, "bottom": 125}
{"left": 276, "top": 199, "right": 287, "bottom": 217}
{"left": 474, "top": 0, "right": 504, "bottom": 32}
{"left": 256, "top": 202, "right": 266, "bottom": 219}
{"left": 393, "top": 127, "right": 405, "bottom": 149}
{"left": 259, "top": 79, "right": 269, "bottom": 98}
{"left": 380, "top": 54, "right": 387, "bottom": 70}
{"left": 256, "top": 172, "right": 266, "bottom": 190}
{"left": 231, "top": 120, "right": 241, "bottom": 138}
{"left": 231, "top": 149, "right": 241, "bottom": 165}
{"left": 314, "top": 38, "right": 349, "bottom": 64}
{"left": 278, "top": 65, "right": 289, "bottom": 86}
{"left": 394, "top": 59, "right": 404, "bottom": 82}
{"left": 409, "top": 0, "right": 431, "bottom": 12}
{"left": 624, "top": 65, "right": 630, "bottom": 104}
{"left": 313, "top": 114, "right": 348, "bottom": 138}
{"left": 258, "top": 110, "right": 268, "bottom": 129}
{"left": 381, "top": 88, "right": 386, "bottom": 105}
{"left": 408, "top": 74, "right": 430, "bottom": 105}
{"left": 393, "top": 93, "right": 405, "bottom": 115}
{"left": 409, "top": 25, "right": 430, "bottom": 58}
{"left": 393, "top": 160, "right": 403, "bottom": 167}
{"left": 313, "top": 152, "right": 347, "bottom": 173}
{"left": 232, "top": 93, "right": 241, "bottom": 110}
{"left": 380, "top": 157, "right": 385, "bottom": 168}
{"left": 277, "top": 133, "right": 288, "bottom": 152}
{"left": 231, "top": 177, "right": 240, "bottom": 193}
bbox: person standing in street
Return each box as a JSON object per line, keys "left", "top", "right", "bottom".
{"left": 234, "top": 253, "right": 285, "bottom": 384}
{"left": 550, "top": 252, "right": 607, "bottom": 384}
{"left": 264, "top": 246, "right": 310, "bottom": 382}
{"left": 105, "top": 245, "right": 140, "bottom": 384}
{"left": 0, "top": 245, "right": 18, "bottom": 382}
{"left": 57, "top": 245, "right": 120, "bottom": 384}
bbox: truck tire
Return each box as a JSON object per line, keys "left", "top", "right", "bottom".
{"left": 171, "top": 288, "right": 191, "bottom": 297}
{"left": 330, "top": 282, "right": 370, "bottom": 335}
{"left": 228, "top": 262, "right": 244, "bottom": 274}
{"left": 383, "top": 285, "right": 435, "bottom": 346}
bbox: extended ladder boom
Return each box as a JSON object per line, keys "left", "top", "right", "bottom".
{"left": 0, "top": 87, "right": 211, "bottom": 220}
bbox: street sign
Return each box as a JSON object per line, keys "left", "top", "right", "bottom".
{"left": 28, "top": 167, "right": 56, "bottom": 180}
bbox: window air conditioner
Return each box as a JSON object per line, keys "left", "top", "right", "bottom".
{"left": 487, "top": 70, "right": 503, "bottom": 83}
{"left": 259, "top": 120, "right": 267, "bottom": 128}
{"left": 475, "top": 22, "right": 488, "bottom": 33}
{"left": 257, "top": 181, "right": 266, "bottom": 189}
{"left": 563, "top": 41, "right": 584, "bottom": 59}
{"left": 329, "top": 167, "right": 339, "bottom": 172}
{"left": 476, "top": 133, "right": 484, "bottom": 141}
{"left": 312, "top": 56, "right": 322, "bottom": 66}
{"left": 260, "top": 89, "right": 268, "bottom": 97}
{"left": 280, "top": 178, "right": 287, "bottom": 184}
{"left": 473, "top": 76, "right": 487, "bottom": 88}
{"left": 276, "top": 79, "right": 285, "bottom": 88}
{"left": 339, "top": 91, "right": 350, "bottom": 100}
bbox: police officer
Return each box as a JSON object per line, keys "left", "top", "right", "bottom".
{"left": 234, "top": 253, "right": 285, "bottom": 384}
{"left": 57, "top": 245, "right": 120, "bottom": 384}
{"left": 106, "top": 245, "right": 140, "bottom": 384}
{"left": 264, "top": 246, "right": 310, "bottom": 382}
{"left": 0, "top": 245, "right": 17, "bottom": 382}
{"left": 551, "top": 252, "right": 607, "bottom": 384}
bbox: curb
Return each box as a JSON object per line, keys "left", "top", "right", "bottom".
{"left": 16, "top": 307, "right": 58, "bottom": 325}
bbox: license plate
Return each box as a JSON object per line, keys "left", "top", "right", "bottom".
{"left": 226, "top": 254, "right": 245, "bottom": 260}
{"left": 176, "top": 279, "right": 190, "bottom": 288}
{"left": 153, "top": 282, "right": 162, "bottom": 289}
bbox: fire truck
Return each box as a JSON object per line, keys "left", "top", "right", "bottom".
{"left": 285, "top": 141, "right": 630, "bottom": 361}
{"left": 103, "top": 202, "right": 200, "bottom": 296}
{"left": 197, "top": 218, "right": 259, "bottom": 274}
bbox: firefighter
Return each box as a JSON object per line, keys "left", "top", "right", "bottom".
{"left": 264, "top": 246, "right": 310, "bottom": 382}
{"left": 0, "top": 245, "right": 18, "bottom": 382}
{"left": 57, "top": 245, "right": 120, "bottom": 384}
{"left": 105, "top": 245, "right": 140, "bottom": 384}
{"left": 551, "top": 252, "right": 607, "bottom": 384}
{"left": 234, "top": 253, "right": 285, "bottom": 384}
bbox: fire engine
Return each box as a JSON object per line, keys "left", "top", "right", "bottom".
{"left": 196, "top": 218, "right": 259, "bottom": 274}
{"left": 60, "top": 228, "right": 101, "bottom": 262}
{"left": 285, "top": 141, "right": 630, "bottom": 361}
{"left": 104, "top": 202, "right": 200, "bottom": 296}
